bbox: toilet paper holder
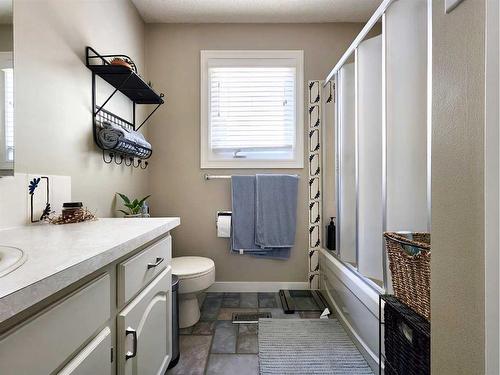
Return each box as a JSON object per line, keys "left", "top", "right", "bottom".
{"left": 216, "top": 211, "right": 232, "bottom": 220}
{"left": 216, "top": 211, "right": 232, "bottom": 238}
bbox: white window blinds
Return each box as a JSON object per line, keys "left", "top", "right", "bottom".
{"left": 201, "top": 50, "right": 304, "bottom": 169}
{"left": 209, "top": 66, "right": 296, "bottom": 156}
{"left": 3, "top": 68, "right": 13, "bottom": 162}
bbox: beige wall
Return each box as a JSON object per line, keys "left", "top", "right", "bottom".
{"left": 11, "top": 0, "right": 150, "bottom": 217}
{"left": 0, "top": 24, "right": 13, "bottom": 51}
{"left": 145, "top": 23, "right": 364, "bottom": 282}
{"left": 431, "top": 0, "right": 485, "bottom": 373}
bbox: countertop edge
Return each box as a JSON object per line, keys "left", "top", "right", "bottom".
{"left": 0, "top": 218, "right": 180, "bottom": 324}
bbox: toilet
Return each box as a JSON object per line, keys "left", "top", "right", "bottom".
{"left": 171, "top": 256, "right": 215, "bottom": 328}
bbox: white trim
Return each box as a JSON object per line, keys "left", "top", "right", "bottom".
{"left": 200, "top": 50, "right": 304, "bottom": 169}
{"left": 485, "top": 0, "right": 499, "bottom": 372}
{"left": 320, "top": 248, "right": 379, "bottom": 315}
{"left": 206, "top": 281, "right": 309, "bottom": 293}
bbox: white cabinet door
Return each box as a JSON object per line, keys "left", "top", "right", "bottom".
{"left": 117, "top": 267, "right": 172, "bottom": 375}
{"left": 0, "top": 274, "right": 111, "bottom": 375}
{"left": 58, "top": 327, "right": 112, "bottom": 375}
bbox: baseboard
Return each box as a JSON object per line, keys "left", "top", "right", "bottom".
{"left": 207, "top": 281, "right": 309, "bottom": 293}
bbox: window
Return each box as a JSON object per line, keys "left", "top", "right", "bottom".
{"left": 201, "top": 50, "right": 304, "bottom": 168}
{"left": 3, "top": 68, "right": 13, "bottom": 163}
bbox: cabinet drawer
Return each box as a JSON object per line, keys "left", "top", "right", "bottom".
{"left": 58, "top": 326, "right": 112, "bottom": 375}
{"left": 117, "top": 235, "right": 171, "bottom": 306}
{"left": 0, "top": 274, "right": 111, "bottom": 375}
{"left": 118, "top": 267, "right": 172, "bottom": 375}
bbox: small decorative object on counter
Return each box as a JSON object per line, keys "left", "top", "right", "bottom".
{"left": 116, "top": 193, "right": 151, "bottom": 217}
{"left": 62, "top": 202, "right": 84, "bottom": 220}
{"left": 28, "top": 176, "right": 52, "bottom": 223}
{"left": 49, "top": 206, "right": 97, "bottom": 225}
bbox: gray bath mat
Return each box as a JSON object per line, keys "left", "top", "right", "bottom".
{"left": 258, "top": 319, "right": 374, "bottom": 374}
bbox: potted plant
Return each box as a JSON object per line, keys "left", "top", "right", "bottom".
{"left": 116, "top": 193, "right": 150, "bottom": 218}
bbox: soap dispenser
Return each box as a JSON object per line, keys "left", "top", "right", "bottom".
{"left": 326, "top": 217, "right": 336, "bottom": 251}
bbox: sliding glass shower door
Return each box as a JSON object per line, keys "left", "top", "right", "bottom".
{"left": 329, "top": 0, "right": 430, "bottom": 292}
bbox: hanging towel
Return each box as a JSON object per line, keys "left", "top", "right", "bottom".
{"left": 231, "top": 175, "right": 262, "bottom": 254}
{"left": 230, "top": 175, "right": 297, "bottom": 260}
{"left": 255, "top": 174, "right": 299, "bottom": 249}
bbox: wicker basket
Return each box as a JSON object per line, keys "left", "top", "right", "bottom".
{"left": 383, "top": 295, "right": 430, "bottom": 375}
{"left": 384, "top": 232, "right": 431, "bottom": 321}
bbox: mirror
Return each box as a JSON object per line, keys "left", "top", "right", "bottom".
{"left": 0, "top": 0, "right": 13, "bottom": 176}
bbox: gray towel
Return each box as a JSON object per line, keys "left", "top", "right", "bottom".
{"left": 231, "top": 176, "right": 261, "bottom": 254}
{"left": 97, "top": 122, "right": 151, "bottom": 150}
{"left": 255, "top": 174, "right": 299, "bottom": 248}
{"left": 231, "top": 175, "right": 297, "bottom": 260}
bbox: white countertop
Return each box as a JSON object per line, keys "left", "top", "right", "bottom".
{"left": 0, "top": 217, "right": 180, "bottom": 324}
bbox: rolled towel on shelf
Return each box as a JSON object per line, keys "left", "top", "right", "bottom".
{"left": 97, "top": 121, "right": 152, "bottom": 158}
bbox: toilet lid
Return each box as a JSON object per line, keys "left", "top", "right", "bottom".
{"left": 172, "top": 256, "right": 215, "bottom": 279}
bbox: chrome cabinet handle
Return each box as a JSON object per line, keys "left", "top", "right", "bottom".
{"left": 147, "top": 257, "right": 164, "bottom": 269}
{"left": 125, "top": 327, "right": 137, "bottom": 360}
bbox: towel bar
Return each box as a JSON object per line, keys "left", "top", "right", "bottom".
{"left": 203, "top": 173, "right": 300, "bottom": 181}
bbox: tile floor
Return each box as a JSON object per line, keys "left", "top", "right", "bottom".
{"left": 167, "top": 292, "right": 324, "bottom": 375}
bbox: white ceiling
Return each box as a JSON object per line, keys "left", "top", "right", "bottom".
{"left": 0, "top": 0, "right": 12, "bottom": 24}
{"left": 131, "top": 0, "right": 382, "bottom": 23}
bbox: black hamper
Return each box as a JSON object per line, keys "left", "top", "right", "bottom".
{"left": 382, "top": 295, "right": 430, "bottom": 375}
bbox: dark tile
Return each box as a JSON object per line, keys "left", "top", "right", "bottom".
{"left": 237, "top": 334, "right": 258, "bottom": 354}
{"left": 179, "top": 326, "right": 194, "bottom": 335}
{"left": 197, "top": 292, "right": 206, "bottom": 306}
{"left": 191, "top": 321, "right": 215, "bottom": 335}
{"left": 205, "top": 292, "right": 223, "bottom": 299}
{"left": 299, "top": 311, "right": 324, "bottom": 319}
{"left": 206, "top": 354, "right": 259, "bottom": 375}
{"left": 167, "top": 335, "right": 211, "bottom": 375}
{"left": 211, "top": 321, "right": 237, "bottom": 353}
{"left": 200, "top": 296, "right": 222, "bottom": 321}
{"left": 240, "top": 293, "right": 258, "bottom": 308}
{"left": 224, "top": 292, "right": 240, "bottom": 298}
{"left": 259, "top": 308, "right": 299, "bottom": 319}
{"left": 293, "top": 296, "right": 320, "bottom": 310}
{"left": 222, "top": 297, "right": 240, "bottom": 308}
{"left": 258, "top": 292, "right": 278, "bottom": 308}
{"left": 238, "top": 323, "right": 258, "bottom": 335}
{"left": 217, "top": 308, "right": 257, "bottom": 321}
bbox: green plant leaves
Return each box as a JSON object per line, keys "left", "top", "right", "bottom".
{"left": 116, "top": 193, "right": 151, "bottom": 216}
{"left": 117, "top": 193, "right": 131, "bottom": 204}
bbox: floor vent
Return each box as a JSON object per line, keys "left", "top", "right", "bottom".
{"left": 232, "top": 312, "right": 272, "bottom": 324}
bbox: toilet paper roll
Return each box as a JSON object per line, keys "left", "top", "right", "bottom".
{"left": 217, "top": 213, "right": 232, "bottom": 238}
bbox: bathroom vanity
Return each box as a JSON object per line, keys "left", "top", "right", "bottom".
{"left": 0, "top": 218, "right": 180, "bottom": 375}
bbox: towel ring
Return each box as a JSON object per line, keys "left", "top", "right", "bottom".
{"left": 103, "top": 151, "right": 113, "bottom": 164}
{"left": 114, "top": 155, "right": 123, "bottom": 165}
{"left": 133, "top": 159, "right": 141, "bottom": 168}
{"left": 124, "top": 157, "right": 133, "bottom": 167}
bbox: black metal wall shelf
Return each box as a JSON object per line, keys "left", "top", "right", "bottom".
{"left": 85, "top": 46, "right": 164, "bottom": 169}
{"left": 86, "top": 46, "right": 164, "bottom": 106}
{"left": 87, "top": 64, "right": 164, "bottom": 105}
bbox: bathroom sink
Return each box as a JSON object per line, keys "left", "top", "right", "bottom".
{"left": 0, "top": 246, "right": 27, "bottom": 277}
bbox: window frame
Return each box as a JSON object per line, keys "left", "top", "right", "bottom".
{"left": 200, "top": 50, "right": 304, "bottom": 169}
